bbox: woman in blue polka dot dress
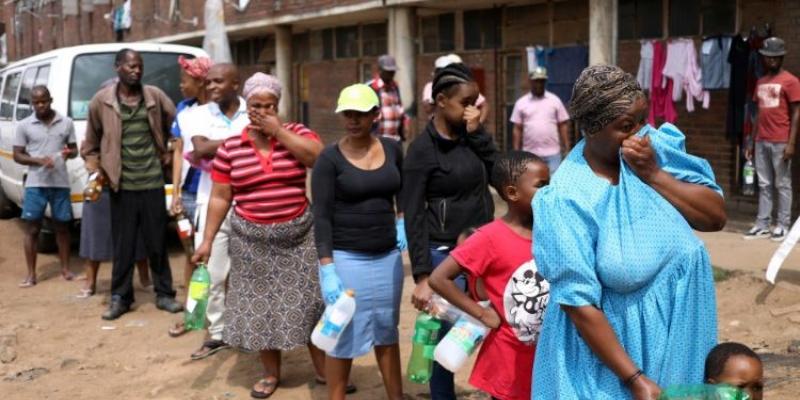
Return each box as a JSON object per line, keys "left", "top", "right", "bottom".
{"left": 531, "top": 65, "right": 726, "bottom": 400}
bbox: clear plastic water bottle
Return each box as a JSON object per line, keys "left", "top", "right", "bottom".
{"left": 433, "top": 312, "right": 489, "bottom": 372}
{"left": 406, "top": 312, "right": 442, "bottom": 384}
{"left": 429, "top": 294, "right": 465, "bottom": 323}
{"left": 742, "top": 160, "right": 756, "bottom": 196}
{"left": 311, "top": 289, "right": 356, "bottom": 353}
{"left": 184, "top": 263, "right": 210, "bottom": 330}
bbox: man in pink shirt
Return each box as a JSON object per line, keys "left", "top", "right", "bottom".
{"left": 511, "top": 67, "right": 570, "bottom": 172}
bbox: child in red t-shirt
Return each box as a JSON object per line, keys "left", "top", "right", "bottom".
{"left": 429, "top": 151, "right": 550, "bottom": 400}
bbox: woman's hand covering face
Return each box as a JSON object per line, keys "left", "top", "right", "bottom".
{"left": 621, "top": 135, "right": 659, "bottom": 182}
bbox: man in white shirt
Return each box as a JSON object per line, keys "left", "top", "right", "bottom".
{"left": 181, "top": 63, "right": 250, "bottom": 360}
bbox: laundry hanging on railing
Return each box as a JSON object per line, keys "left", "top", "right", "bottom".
{"left": 637, "top": 40, "right": 654, "bottom": 91}
{"left": 648, "top": 41, "right": 678, "bottom": 124}
{"left": 663, "top": 38, "right": 709, "bottom": 112}
{"left": 701, "top": 36, "right": 732, "bottom": 90}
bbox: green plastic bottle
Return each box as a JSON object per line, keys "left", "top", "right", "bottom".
{"left": 184, "top": 263, "right": 211, "bottom": 331}
{"left": 658, "top": 384, "right": 750, "bottom": 400}
{"left": 406, "top": 312, "right": 442, "bottom": 384}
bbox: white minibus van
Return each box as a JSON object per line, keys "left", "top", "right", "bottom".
{"left": 0, "top": 43, "right": 208, "bottom": 249}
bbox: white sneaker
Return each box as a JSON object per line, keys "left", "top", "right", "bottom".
{"left": 742, "top": 226, "right": 771, "bottom": 240}
{"left": 771, "top": 227, "right": 787, "bottom": 242}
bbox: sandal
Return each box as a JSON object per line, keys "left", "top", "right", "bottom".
{"left": 190, "top": 339, "right": 230, "bottom": 360}
{"left": 168, "top": 321, "right": 187, "bottom": 338}
{"left": 62, "top": 270, "right": 76, "bottom": 281}
{"left": 315, "top": 377, "right": 357, "bottom": 394}
{"left": 76, "top": 288, "right": 95, "bottom": 298}
{"left": 251, "top": 377, "right": 279, "bottom": 399}
{"left": 18, "top": 278, "right": 36, "bottom": 288}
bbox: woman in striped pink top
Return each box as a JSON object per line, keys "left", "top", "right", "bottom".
{"left": 192, "top": 73, "right": 327, "bottom": 399}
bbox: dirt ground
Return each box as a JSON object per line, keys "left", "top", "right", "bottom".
{"left": 0, "top": 216, "right": 799, "bottom": 399}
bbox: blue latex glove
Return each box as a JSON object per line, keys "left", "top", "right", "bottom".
{"left": 396, "top": 218, "right": 408, "bottom": 251}
{"left": 319, "top": 263, "right": 344, "bottom": 306}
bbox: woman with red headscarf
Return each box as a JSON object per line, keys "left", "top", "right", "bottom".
{"left": 167, "top": 55, "right": 212, "bottom": 338}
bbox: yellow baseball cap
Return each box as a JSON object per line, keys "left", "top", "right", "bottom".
{"left": 335, "top": 84, "right": 380, "bottom": 113}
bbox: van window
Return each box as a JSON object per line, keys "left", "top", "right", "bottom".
{"left": 15, "top": 67, "right": 37, "bottom": 120}
{"left": 69, "top": 52, "right": 189, "bottom": 119}
{"left": 0, "top": 71, "right": 21, "bottom": 120}
{"left": 12, "top": 64, "right": 51, "bottom": 121}
{"left": 0, "top": 76, "right": 5, "bottom": 119}
{"left": 35, "top": 65, "right": 50, "bottom": 87}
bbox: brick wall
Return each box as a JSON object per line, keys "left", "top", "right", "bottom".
{"left": 4, "top": 0, "right": 376, "bottom": 60}
{"left": 302, "top": 59, "right": 361, "bottom": 146}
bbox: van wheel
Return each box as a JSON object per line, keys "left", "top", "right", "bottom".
{"left": 37, "top": 221, "right": 58, "bottom": 254}
{"left": 0, "top": 187, "right": 20, "bottom": 219}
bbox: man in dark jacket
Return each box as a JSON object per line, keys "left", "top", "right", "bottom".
{"left": 82, "top": 48, "right": 182, "bottom": 320}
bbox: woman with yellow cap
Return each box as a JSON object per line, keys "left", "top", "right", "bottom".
{"left": 312, "top": 83, "right": 405, "bottom": 400}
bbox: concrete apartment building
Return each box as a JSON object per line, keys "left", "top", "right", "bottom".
{"left": 2, "top": 0, "right": 800, "bottom": 214}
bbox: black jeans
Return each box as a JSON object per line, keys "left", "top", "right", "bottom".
{"left": 110, "top": 188, "right": 175, "bottom": 305}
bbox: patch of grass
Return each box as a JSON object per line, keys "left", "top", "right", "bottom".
{"left": 713, "top": 266, "right": 732, "bottom": 282}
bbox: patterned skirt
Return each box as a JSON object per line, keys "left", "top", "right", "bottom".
{"left": 222, "top": 209, "right": 324, "bottom": 351}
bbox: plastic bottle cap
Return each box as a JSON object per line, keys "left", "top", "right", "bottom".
{"left": 345, "top": 289, "right": 355, "bottom": 297}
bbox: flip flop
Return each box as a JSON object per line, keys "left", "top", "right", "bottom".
{"left": 314, "top": 377, "right": 357, "bottom": 394}
{"left": 251, "top": 378, "right": 278, "bottom": 399}
{"left": 18, "top": 279, "right": 36, "bottom": 288}
{"left": 168, "top": 322, "right": 187, "bottom": 338}
{"left": 76, "top": 288, "right": 94, "bottom": 298}
{"left": 190, "top": 339, "right": 230, "bottom": 360}
{"left": 62, "top": 271, "right": 76, "bottom": 281}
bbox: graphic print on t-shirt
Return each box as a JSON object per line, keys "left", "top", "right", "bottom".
{"left": 503, "top": 260, "right": 550, "bottom": 344}
{"left": 758, "top": 83, "right": 782, "bottom": 108}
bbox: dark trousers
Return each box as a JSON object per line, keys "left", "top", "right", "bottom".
{"left": 429, "top": 246, "right": 467, "bottom": 400}
{"left": 110, "top": 188, "right": 175, "bottom": 305}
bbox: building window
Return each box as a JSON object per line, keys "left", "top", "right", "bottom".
{"left": 361, "top": 23, "right": 387, "bottom": 57}
{"left": 618, "top": 0, "right": 663, "bottom": 40}
{"left": 421, "top": 13, "right": 455, "bottom": 53}
{"left": 361, "top": 62, "right": 374, "bottom": 83}
{"left": 504, "top": 55, "right": 524, "bottom": 151}
{"left": 292, "top": 32, "right": 310, "bottom": 63}
{"left": 669, "top": 0, "right": 735, "bottom": 37}
{"left": 232, "top": 37, "right": 268, "bottom": 66}
{"left": 335, "top": 26, "right": 359, "bottom": 59}
{"left": 464, "top": 9, "right": 501, "bottom": 50}
{"left": 322, "top": 28, "right": 334, "bottom": 60}
{"left": 701, "top": 0, "right": 736, "bottom": 36}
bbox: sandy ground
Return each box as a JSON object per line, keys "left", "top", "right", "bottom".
{"left": 0, "top": 216, "right": 799, "bottom": 399}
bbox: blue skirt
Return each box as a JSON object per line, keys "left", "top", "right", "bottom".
{"left": 328, "top": 249, "right": 404, "bottom": 359}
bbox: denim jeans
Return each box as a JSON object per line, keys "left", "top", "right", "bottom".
{"left": 429, "top": 246, "right": 466, "bottom": 400}
{"left": 541, "top": 153, "right": 562, "bottom": 173}
{"left": 755, "top": 141, "right": 793, "bottom": 229}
